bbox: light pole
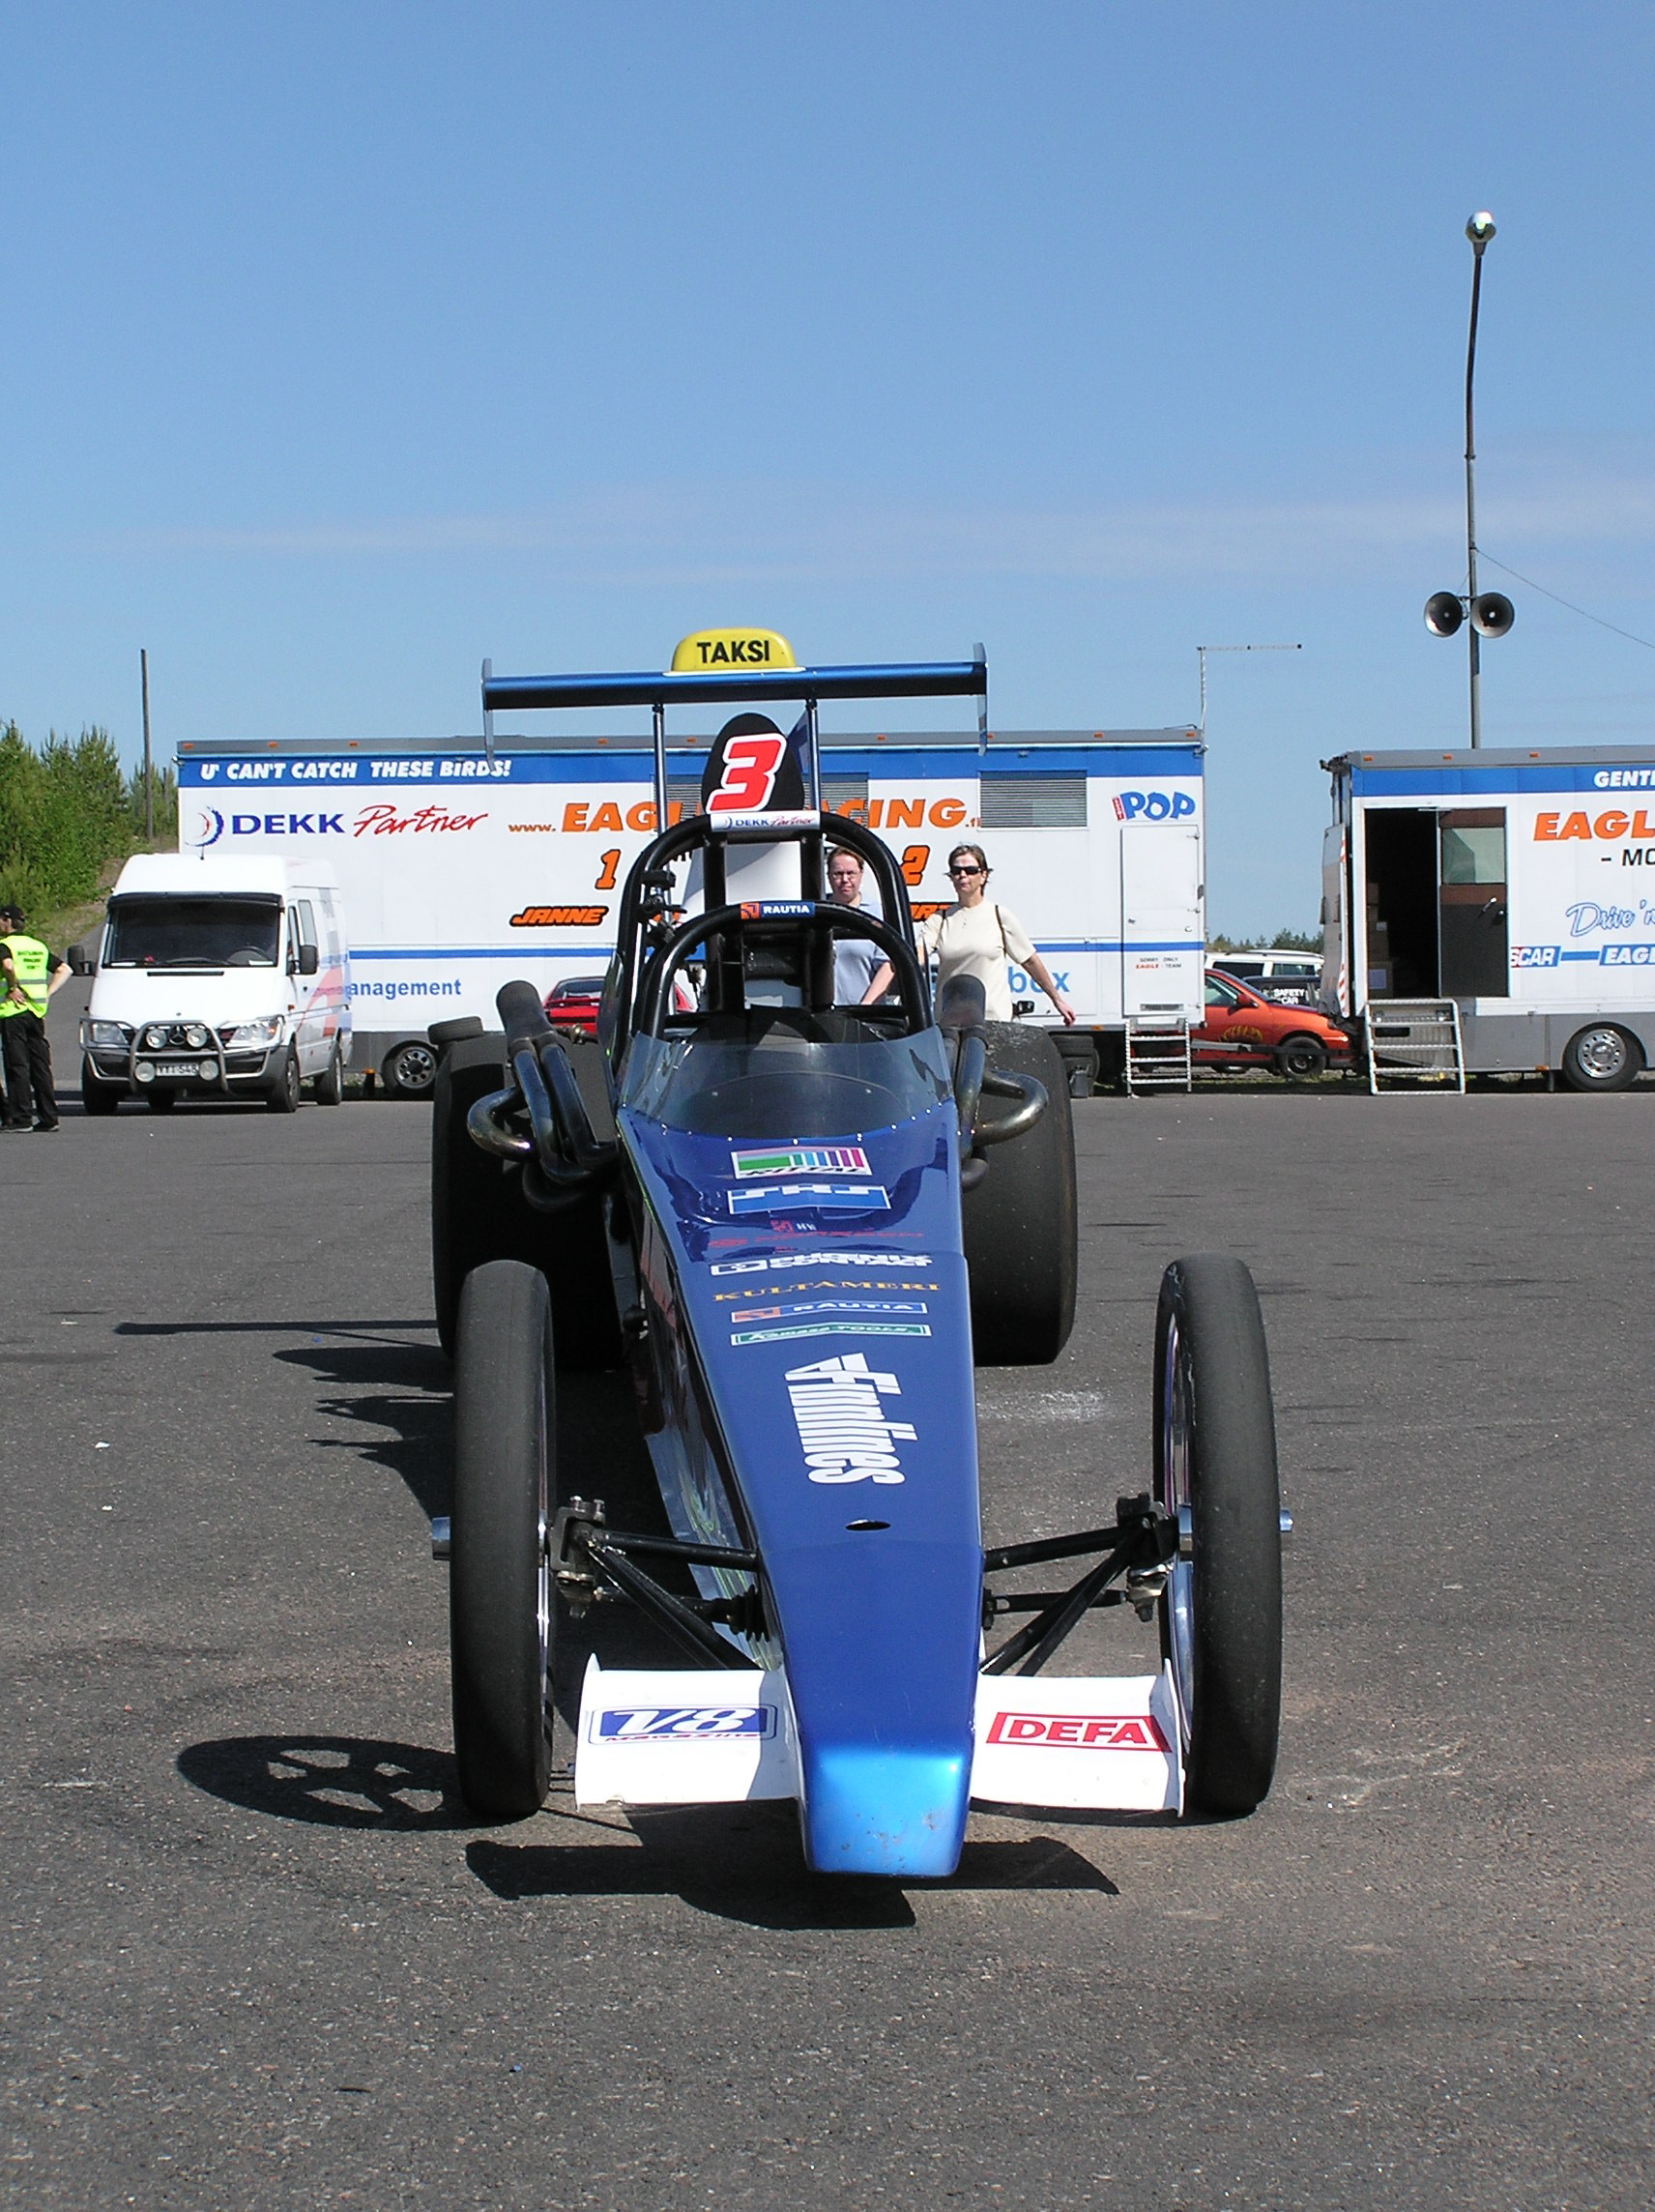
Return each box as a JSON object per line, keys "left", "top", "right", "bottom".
{"left": 1196, "top": 642, "right": 1301, "bottom": 734}
{"left": 1424, "top": 212, "right": 1514, "bottom": 746}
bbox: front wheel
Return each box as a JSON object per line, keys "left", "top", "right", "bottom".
{"left": 1560, "top": 1023, "right": 1642, "bottom": 1093}
{"left": 265, "top": 1046, "right": 301, "bottom": 1113}
{"left": 80, "top": 1060, "right": 122, "bottom": 1115}
{"left": 314, "top": 1039, "right": 344, "bottom": 1105}
{"left": 1154, "top": 1254, "right": 1282, "bottom": 1818}
{"left": 1274, "top": 1033, "right": 1328, "bottom": 1081}
{"left": 450, "top": 1261, "right": 554, "bottom": 1819}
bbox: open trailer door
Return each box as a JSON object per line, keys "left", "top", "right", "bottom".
{"left": 1321, "top": 821, "right": 1349, "bottom": 1016}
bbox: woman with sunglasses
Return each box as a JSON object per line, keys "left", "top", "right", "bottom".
{"left": 861, "top": 841, "right": 1075, "bottom": 1024}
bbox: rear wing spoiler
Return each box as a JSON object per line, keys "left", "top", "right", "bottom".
{"left": 479, "top": 653, "right": 989, "bottom": 821}
{"left": 481, "top": 657, "right": 986, "bottom": 714}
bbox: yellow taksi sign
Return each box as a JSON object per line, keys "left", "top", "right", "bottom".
{"left": 671, "top": 627, "right": 797, "bottom": 672}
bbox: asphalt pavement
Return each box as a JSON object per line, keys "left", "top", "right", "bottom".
{"left": 3, "top": 995, "right": 1652, "bottom": 2208}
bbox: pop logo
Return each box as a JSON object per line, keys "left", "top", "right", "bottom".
{"left": 1112, "top": 790, "right": 1196, "bottom": 823}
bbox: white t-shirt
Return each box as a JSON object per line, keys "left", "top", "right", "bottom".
{"left": 917, "top": 901, "right": 1035, "bottom": 1022}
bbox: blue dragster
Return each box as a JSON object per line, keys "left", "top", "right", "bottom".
{"left": 430, "top": 632, "right": 1286, "bottom": 1877}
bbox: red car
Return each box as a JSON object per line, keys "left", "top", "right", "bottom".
{"left": 541, "top": 975, "right": 606, "bottom": 1037}
{"left": 1194, "top": 968, "right": 1352, "bottom": 1079}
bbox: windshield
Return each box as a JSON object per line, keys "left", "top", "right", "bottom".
{"left": 104, "top": 896, "right": 282, "bottom": 969}
{"left": 623, "top": 1014, "right": 950, "bottom": 1139}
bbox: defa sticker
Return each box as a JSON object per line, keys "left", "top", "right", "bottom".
{"left": 785, "top": 1353, "right": 915, "bottom": 1485}
{"left": 984, "top": 1711, "right": 1173, "bottom": 1752}
{"left": 731, "top": 1144, "right": 871, "bottom": 1179}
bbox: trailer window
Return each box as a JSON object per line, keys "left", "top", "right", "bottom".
{"left": 980, "top": 773, "right": 1088, "bottom": 829}
{"left": 1441, "top": 822, "right": 1505, "bottom": 884}
{"left": 104, "top": 896, "right": 282, "bottom": 969}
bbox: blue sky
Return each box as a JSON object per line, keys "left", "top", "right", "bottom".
{"left": 2, "top": 2, "right": 1652, "bottom": 933}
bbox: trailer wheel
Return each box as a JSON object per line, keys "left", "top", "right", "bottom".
{"left": 1051, "top": 1030, "right": 1098, "bottom": 1098}
{"left": 1560, "top": 1023, "right": 1642, "bottom": 1093}
{"left": 265, "top": 1047, "right": 302, "bottom": 1114}
{"left": 381, "top": 1039, "right": 438, "bottom": 1098}
{"left": 431, "top": 1035, "right": 622, "bottom": 1371}
{"left": 314, "top": 1039, "right": 344, "bottom": 1105}
{"left": 1273, "top": 1033, "right": 1328, "bottom": 1081}
{"left": 1153, "top": 1254, "right": 1282, "bottom": 1818}
{"left": 963, "top": 1023, "right": 1077, "bottom": 1365}
{"left": 450, "top": 1261, "right": 554, "bottom": 1819}
{"left": 80, "top": 1060, "right": 121, "bottom": 1115}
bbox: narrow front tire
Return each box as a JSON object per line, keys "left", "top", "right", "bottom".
{"left": 450, "top": 1261, "right": 555, "bottom": 1819}
{"left": 1154, "top": 1254, "right": 1283, "bottom": 1818}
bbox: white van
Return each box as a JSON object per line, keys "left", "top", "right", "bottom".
{"left": 79, "top": 854, "right": 349, "bottom": 1113}
{"left": 1209, "top": 950, "right": 1322, "bottom": 1004}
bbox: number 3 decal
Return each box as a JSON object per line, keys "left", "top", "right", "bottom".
{"left": 708, "top": 732, "right": 786, "bottom": 812}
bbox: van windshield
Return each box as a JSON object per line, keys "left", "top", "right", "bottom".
{"left": 104, "top": 896, "right": 282, "bottom": 969}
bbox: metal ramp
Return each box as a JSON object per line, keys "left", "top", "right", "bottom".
{"left": 1125, "top": 1017, "right": 1193, "bottom": 1096}
{"left": 1366, "top": 1000, "right": 1466, "bottom": 1094}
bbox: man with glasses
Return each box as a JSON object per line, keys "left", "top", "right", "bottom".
{"left": 865, "top": 842, "right": 1074, "bottom": 1025}
{"left": 826, "top": 847, "right": 887, "bottom": 1006}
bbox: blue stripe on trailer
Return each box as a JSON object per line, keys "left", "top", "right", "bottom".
{"left": 353, "top": 946, "right": 615, "bottom": 960}
{"left": 180, "top": 746, "right": 1205, "bottom": 787}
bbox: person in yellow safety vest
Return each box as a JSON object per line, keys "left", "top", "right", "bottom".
{"left": 0, "top": 905, "right": 72, "bottom": 1133}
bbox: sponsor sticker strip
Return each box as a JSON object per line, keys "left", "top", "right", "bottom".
{"left": 984, "top": 1711, "right": 1172, "bottom": 1752}
{"left": 710, "top": 1250, "right": 932, "bottom": 1276}
{"left": 728, "top": 1182, "right": 889, "bottom": 1216}
{"left": 594, "top": 1705, "right": 774, "bottom": 1743}
{"left": 731, "top": 1144, "right": 871, "bottom": 1179}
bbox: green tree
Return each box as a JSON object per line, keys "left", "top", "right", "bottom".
{"left": 0, "top": 721, "right": 138, "bottom": 913}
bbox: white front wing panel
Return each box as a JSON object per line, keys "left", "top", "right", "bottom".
{"left": 576, "top": 1660, "right": 1183, "bottom": 1817}
{"left": 972, "top": 1669, "right": 1182, "bottom": 1814}
{"left": 574, "top": 1658, "right": 800, "bottom": 1809}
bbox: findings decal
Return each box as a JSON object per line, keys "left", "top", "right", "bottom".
{"left": 785, "top": 1353, "right": 915, "bottom": 1485}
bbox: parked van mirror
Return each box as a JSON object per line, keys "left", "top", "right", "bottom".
{"left": 67, "top": 939, "right": 98, "bottom": 975}
{"left": 297, "top": 944, "right": 319, "bottom": 976}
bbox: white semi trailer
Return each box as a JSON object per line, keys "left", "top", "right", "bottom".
{"left": 1322, "top": 742, "right": 1655, "bottom": 1089}
{"left": 178, "top": 698, "right": 1205, "bottom": 1094}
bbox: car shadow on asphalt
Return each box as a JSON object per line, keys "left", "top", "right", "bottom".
{"left": 116, "top": 1316, "right": 455, "bottom": 1520}
{"left": 468, "top": 1805, "right": 1119, "bottom": 1930}
{"left": 176, "top": 1732, "right": 470, "bottom": 1829}
{"left": 172, "top": 1735, "right": 1119, "bottom": 1924}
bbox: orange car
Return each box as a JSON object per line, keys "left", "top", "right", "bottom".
{"left": 1194, "top": 969, "right": 1352, "bottom": 1079}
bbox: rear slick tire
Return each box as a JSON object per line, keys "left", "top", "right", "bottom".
{"left": 1154, "top": 1253, "right": 1283, "bottom": 1819}
{"left": 962, "top": 1023, "right": 1077, "bottom": 1365}
{"left": 450, "top": 1261, "right": 554, "bottom": 1819}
